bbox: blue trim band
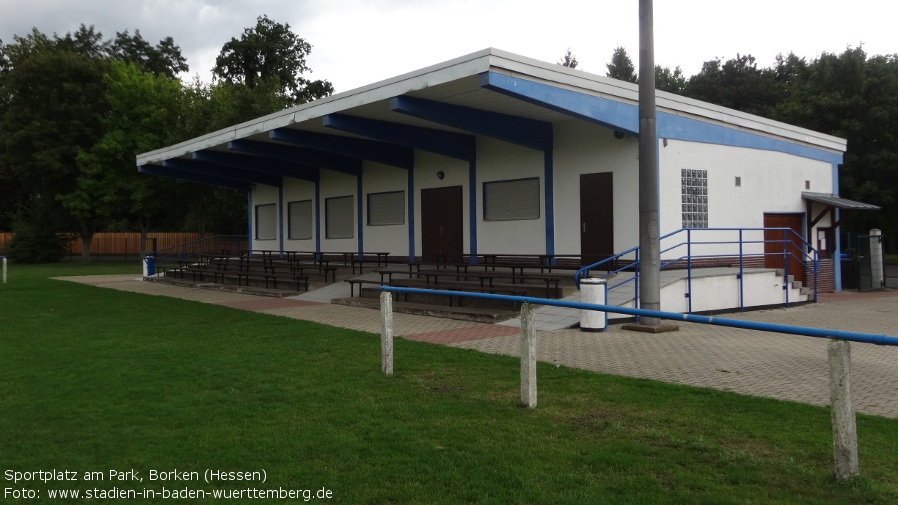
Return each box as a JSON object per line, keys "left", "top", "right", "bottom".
{"left": 480, "top": 72, "right": 843, "bottom": 165}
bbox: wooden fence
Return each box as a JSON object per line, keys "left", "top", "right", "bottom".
{"left": 0, "top": 232, "right": 212, "bottom": 257}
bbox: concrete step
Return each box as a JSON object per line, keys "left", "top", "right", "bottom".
{"left": 144, "top": 275, "right": 301, "bottom": 298}
{"left": 331, "top": 296, "right": 518, "bottom": 324}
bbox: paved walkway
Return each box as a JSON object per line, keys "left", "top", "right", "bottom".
{"left": 58, "top": 275, "right": 898, "bottom": 419}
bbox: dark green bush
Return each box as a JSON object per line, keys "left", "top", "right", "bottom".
{"left": 5, "top": 211, "right": 67, "bottom": 263}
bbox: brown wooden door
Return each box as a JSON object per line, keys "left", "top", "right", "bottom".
{"left": 421, "top": 186, "right": 463, "bottom": 264}
{"left": 764, "top": 213, "right": 805, "bottom": 282}
{"left": 580, "top": 173, "right": 614, "bottom": 266}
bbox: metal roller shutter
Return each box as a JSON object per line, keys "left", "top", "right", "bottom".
{"left": 367, "top": 191, "right": 405, "bottom": 226}
{"left": 483, "top": 177, "right": 540, "bottom": 221}
{"left": 255, "top": 203, "right": 277, "bottom": 240}
{"left": 288, "top": 200, "right": 313, "bottom": 240}
{"left": 326, "top": 196, "right": 354, "bottom": 239}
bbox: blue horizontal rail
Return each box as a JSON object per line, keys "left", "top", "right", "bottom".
{"left": 380, "top": 286, "right": 898, "bottom": 347}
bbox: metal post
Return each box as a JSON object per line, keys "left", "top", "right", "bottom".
{"left": 2, "top": 257, "right": 6, "bottom": 284}
{"left": 638, "top": 0, "right": 661, "bottom": 325}
{"left": 520, "top": 302, "right": 537, "bottom": 408}
{"left": 869, "top": 229, "right": 884, "bottom": 289}
{"left": 380, "top": 292, "right": 394, "bottom": 375}
{"left": 828, "top": 339, "right": 858, "bottom": 480}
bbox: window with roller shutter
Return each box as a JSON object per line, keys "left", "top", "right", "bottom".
{"left": 483, "top": 177, "right": 540, "bottom": 221}
{"left": 326, "top": 196, "right": 354, "bottom": 239}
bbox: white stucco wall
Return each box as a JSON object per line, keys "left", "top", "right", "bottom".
{"left": 475, "top": 137, "right": 545, "bottom": 255}
{"left": 553, "top": 120, "right": 640, "bottom": 255}
{"left": 658, "top": 139, "right": 834, "bottom": 257}
{"left": 250, "top": 184, "right": 279, "bottom": 252}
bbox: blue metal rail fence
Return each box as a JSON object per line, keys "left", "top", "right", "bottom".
{"left": 381, "top": 286, "right": 897, "bottom": 346}
{"left": 574, "top": 227, "right": 820, "bottom": 313}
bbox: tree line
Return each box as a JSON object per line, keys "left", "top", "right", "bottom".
{"left": 564, "top": 46, "right": 898, "bottom": 250}
{"left": 0, "top": 16, "right": 333, "bottom": 261}
{"left": 1, "top": 26, "right": 895, "bottom": 262}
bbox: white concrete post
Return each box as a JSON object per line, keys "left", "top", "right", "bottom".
{"left": 520, "top": 302, "right": 537, "bottom": 408}
{"left": 869, "top": 229, "right": 884, "bottom": 289}
{"left": 380, "top": 292, "right": 394, "bottom": 375}
{"left": 828, "top": 339, "right": 858, "bottom": 480}
{"left": 579, "top": 278, "right": 607, "bottom": 332}
{"left": 2, "top": 257, "right": 6, "bottom": 284}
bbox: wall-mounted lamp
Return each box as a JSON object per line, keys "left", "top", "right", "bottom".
{"left": 436, "top": 171, "right": 445, "bottom": 180}
{"left": 613, "top": 131, "right": 625, "bottom": 140}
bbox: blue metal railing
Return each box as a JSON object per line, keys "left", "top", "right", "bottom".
{"left": 574, "top": 228, "right": 820, "bottom": 312}
{"left": 381, "top": 286, "right": 898, "bottom": 346}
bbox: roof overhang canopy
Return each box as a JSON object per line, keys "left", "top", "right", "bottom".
{"left": 802, "top": 192, "right": 881, "bottom": 211}
{"left": 136, "top": 48, "right": 848, "bottom": 189}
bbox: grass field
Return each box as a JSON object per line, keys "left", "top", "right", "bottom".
{"left": 2, "top": 263, "right": 898, "bottom": 504}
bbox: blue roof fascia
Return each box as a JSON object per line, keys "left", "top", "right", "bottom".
{"left": 228, "top": 139, "right": 361, "bottom": 176}
{"left": 479, "top": 71, "right": 843, "bottom": 164}
{"left": 323, "top": 113, "right": 475, "bottom": 162}
{"left": 656, "top": 113, "right": 844, "bottom": 165}
{"left": 193, "top": 150, "right": 319, "bottom": 182}
{"left": 138, "top": 164, "right": 250, "bottom": 191}
{"left": 389, "top": 95, "right": 552, "bottom": 151}
{"left": 163, "top": 159, "right": 282, "bottom": 187}
{"left": 480, "top": 71, "right": 638, "bottom": 135}
{"left": 269, "top": 128, "right": 413, "bottom": 170}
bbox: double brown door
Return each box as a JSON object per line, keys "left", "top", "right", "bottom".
{"left": 421, "top": 186, "right": 463, "bottom": 264}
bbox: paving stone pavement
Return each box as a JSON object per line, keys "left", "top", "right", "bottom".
{"left": 57, "top": 275, "right": 898, "bottom": 419}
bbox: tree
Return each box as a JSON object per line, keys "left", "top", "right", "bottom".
{"left": 684, "top": 54, "right": 784, "bottom": 117}
{"left": 0, "top": 29, "right": 110, "bottom": 242}
{"left": 213, "top": 15, "right": 334, "bottom": 106}
{"left": 655, "top": 65, "right": 687, "bottom": 94}
{"left": 775, "top": 48, "right": 898, "bottom": 246}
{"left": 58, "top": 61, "right": 184, "bottom": 258}
{"left": 110, "top": 29, "right": 188, "bottom": 79}
{"left": 559, "top": 48, "right": 578, "bottom": 69}
{"left": 606, "top": 46, "right": 637, "bottom": 83}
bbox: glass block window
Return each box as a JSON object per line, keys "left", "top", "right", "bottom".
{"left": 255, "top": 203, "right": 277, "bottom": 240}
{"left": 288, "top": 200, "right": 313, "bottom": 240}
{"left": 367, "top": 191, "right": 405, "bottom": 226}
{"left": 483, "top": 177, "right": 540, "bottom": 221}
{"left": 326, "top": 195, "right": 354, "bottom": 239}
{"left": 681, "top": 169, "right": 708, "bottom": 228}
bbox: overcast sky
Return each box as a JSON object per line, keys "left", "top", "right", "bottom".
{"left": 1, "top": 0, "right": 895, "bottom": 93}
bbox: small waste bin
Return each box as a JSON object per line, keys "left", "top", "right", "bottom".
{"left": 579, "top": 277, "right": 607, "bottom": 332}
{"left": 143, "top": 255, "right": 156, "bottom": 277}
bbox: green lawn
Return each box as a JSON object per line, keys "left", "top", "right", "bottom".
{"left": 2, "top": 263, "right": 898, "bottom": 504}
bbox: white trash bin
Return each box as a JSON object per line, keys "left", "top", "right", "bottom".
{"left": 579, "top": 277, "right": 607, "bottom": 332}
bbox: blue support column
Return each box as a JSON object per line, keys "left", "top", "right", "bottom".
{"left": 315, "top": 180, "right": 321, "bottom": 256}
{"left": 408, "top": 166, "right": 416, "bottom": 264}
{"left": 357, "top": 174, "right": 364, "bottom": 260}
{"left": 278, "top": 185, "right": 284, "bottom": 258}
{"left": 247, "top": 192, "right": 254, "bottom": 255}
{"left": 469, "top": 159, "right": 478, "bottom": 264}
{"left": 833, "top": 162, "right": 843, "bottom": 292}
{"left": 545, "top": 149, "right": 555, "bottom": 258}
